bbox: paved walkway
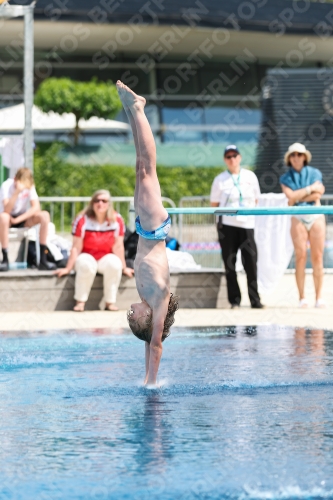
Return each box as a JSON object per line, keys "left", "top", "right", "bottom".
{"left": 1, "top": 273, "right": 332, "bottom": 331}
{"left": 0, "top": 306, "right": 330, "bottom": 331}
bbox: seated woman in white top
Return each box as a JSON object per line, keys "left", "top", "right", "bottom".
{"left": 0, "top": 167, "right": 56, "bottom": 271}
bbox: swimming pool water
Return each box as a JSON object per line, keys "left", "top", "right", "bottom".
{"left": 0, "top": 325, "right": 332, "bottom": 500}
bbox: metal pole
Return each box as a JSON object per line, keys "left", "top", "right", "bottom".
{"left": 24, "top": 5, "right": 34, "bottom": 171}
{"left": 129, "top": 198, "right": 135, "bottom": 232}
{"left": 0, "top": 154, "right": 3, "bottom": 186}
{"left": 61, "top": 202, "right": 64, "bottom": 232}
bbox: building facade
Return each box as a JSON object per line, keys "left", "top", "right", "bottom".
{"left": 1, "top": 0, "right": 333, "bottom": 167}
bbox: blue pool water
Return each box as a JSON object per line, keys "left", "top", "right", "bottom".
{"left": 0, "top": 325, "right": 333, "bottom": 500}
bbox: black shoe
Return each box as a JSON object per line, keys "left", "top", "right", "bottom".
{"left": 38, "top": 261, "right": 57, "bottom": 271}
{"left": 251, "top": 302, "right": 265, "bottom": 309}
{"left": 230, "top": 303, "right": 240, "bottom": 309}
{"left": 0, "top": 261, "right": 9, "bottom": 272}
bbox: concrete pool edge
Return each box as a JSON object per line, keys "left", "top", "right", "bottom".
{"left": 0, "top": 307, "right": 332, "bottom": 331}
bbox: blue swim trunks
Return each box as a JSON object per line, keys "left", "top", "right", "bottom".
{"left": 135, "top": 215, "right": 171, "bottom": 240}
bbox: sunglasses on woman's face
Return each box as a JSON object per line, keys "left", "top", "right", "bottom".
{"left": 94, "top": 198, "right": 109, "bottom": 204}
{"left": 225, "top": 154, "right": 238, "bottom": 160}
{"left": 290, "top": 152, "right": 304, "bottom": 158}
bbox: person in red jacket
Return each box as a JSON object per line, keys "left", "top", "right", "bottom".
{"left": 56, "top": 189, "right": 133, "bottom": 311}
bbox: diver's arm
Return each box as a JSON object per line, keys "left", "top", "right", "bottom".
{"left": 144, "top": 342, "right": 150, "bottom": 385}
{"left": 145, "top": 296, "right": 169, "bottom": 387}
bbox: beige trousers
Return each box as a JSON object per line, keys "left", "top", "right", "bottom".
{"left": 74, "top": 253, "right": 122, "bottom": 304}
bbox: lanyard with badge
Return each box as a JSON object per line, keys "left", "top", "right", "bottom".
{"left": 227, "top": 169, "right": 247, "bottom": 222}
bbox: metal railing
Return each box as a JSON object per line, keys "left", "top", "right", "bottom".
{"left": 39, "top": 196, "right": 177, "bottom": 234}
{"left": 39, "top": 193, "right": 333, "bottom": 268}
{"left": 178, "top": 194, "right": 333, "bottom": 269}
{"left": 179, "top": 195, "right": 213, "bottom": 245}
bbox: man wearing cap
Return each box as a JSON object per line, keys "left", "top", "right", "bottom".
{"left": 210, "top": 145, "right": 263, "bottom": 309}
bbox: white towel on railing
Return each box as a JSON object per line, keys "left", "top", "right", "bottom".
{"left": 255, "top": 193, "right": 294, "bottom": 295}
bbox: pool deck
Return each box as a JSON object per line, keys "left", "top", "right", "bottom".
{"left": 1, "top": 273, "right": 332, "bottom": 331}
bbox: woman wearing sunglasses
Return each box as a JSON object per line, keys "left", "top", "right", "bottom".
{"left": 55, "top": 190, "right": 134, "bottom": 311}
{"left": 280, "top": 143, "right": 326, "bottom": 308}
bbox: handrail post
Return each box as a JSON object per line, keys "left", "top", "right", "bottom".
{"left": 129, "top": 198, "right": 135, "bottom": 232}
{"left": 71, "top": 202, "right": 75, "bottom": 224}
{"left": 179, "top": 198, "right": 183, "bottom": 244}
{"left": 61, "top": 202, "right": 64, "bottom": 232}
{"left": 24, "top": 4, "right": 34, "bottom": 171}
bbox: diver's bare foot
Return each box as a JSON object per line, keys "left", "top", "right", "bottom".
{"left": 116, "top": 81, "right": 130, "bottom": 114}
{"left": 73, "top": 301, "right": 85, "bottom": 312}
{"left": 116, "top": 80, "right": 146, "bottom": 111}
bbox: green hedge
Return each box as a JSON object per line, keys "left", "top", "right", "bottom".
{"left": 34, "top": 143, "right": 223, "bottom": 204}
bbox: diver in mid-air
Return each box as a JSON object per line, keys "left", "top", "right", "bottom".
{"left": 116, "top": 81, "right": 178, "bottom": 388}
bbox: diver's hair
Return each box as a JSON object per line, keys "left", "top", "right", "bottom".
{"left": 83, "top": 190, "right": 115, "bottom": 223}
{"left": 127, "top": 293, "right": 179, "bottom": 343}
{"left": 15, "top": 167, "right": 34, "bottom": 188}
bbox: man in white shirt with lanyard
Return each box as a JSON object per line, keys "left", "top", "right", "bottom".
{"left": 210, "top": 145, "right": 264, "bottom": 309}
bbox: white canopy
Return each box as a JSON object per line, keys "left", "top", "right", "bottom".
{"left": 0, "top": 103, "right": 130, "bottom": 133}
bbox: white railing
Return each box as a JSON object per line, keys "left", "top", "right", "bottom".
{"left": 39, "top": 196, "right": 177, "bottom": 234}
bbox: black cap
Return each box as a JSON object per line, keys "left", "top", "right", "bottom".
{"left": 224, "top": 144, "right": 240, "bottom": 156}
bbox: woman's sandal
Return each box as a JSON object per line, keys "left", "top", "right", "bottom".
{"left": 298, "top": 298, "right": 308, "bottom": 308}
{"left": 73, "top": 302, "right": 85, "bottom": 312}
{"left": 315, "top": 299, "right": 326, "bottom": 309}
{"left": 105, "top": 304, "right": 119, "bottom": 312}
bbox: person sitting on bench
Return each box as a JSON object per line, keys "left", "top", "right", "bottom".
{"left": 0, "top": 167, "right": 56, "bottom": 271}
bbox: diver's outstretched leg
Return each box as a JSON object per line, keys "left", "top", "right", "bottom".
{"left": 119, "top": 90, "right": 140, "bottom": 210}
{"left": 116, "top": 81, "right": 167, "bottom": 231}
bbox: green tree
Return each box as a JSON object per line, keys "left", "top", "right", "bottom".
{"left": 34, "top": 78, "right": 122, "bottom": 145}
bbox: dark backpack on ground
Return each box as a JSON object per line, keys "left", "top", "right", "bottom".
{"left": 27, "top": 240, "right": 68, "bottom": 268}
{"left": 124, "top": 229, "right": 139, "bottom": 269}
